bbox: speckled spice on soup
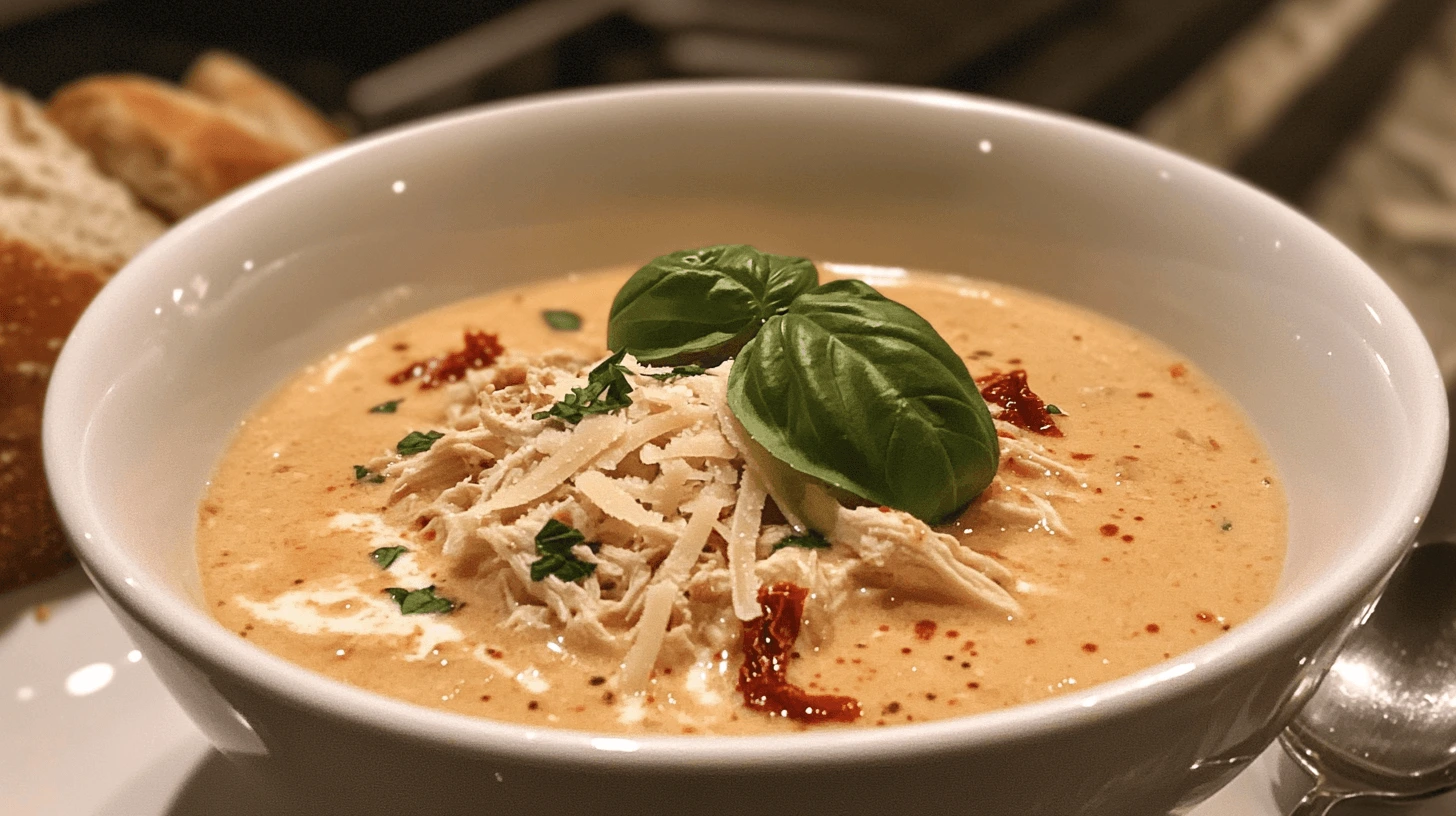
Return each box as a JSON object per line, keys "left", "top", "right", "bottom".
{"left": 197, "top": 265, "right": 1286, "bottom": 734}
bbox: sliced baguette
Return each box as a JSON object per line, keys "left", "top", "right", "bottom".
{"left": 46, "top": 75, "right": 304, "bottom": 219}
{"left": 183, "top": 50, "right": 345, "bottom": 155}
{"left": 0, "top": 87, "right": 165, "bottom": 592}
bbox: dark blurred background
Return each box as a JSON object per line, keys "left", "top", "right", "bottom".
{"left": 6, "top": 0, "right": 1456, "bottom": 374}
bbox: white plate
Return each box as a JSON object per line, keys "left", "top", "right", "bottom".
{"left": 4, "top": 568, "right": 1453, "bottom": 816}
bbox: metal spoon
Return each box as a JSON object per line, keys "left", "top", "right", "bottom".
{"left": 1280, "top": 540, "right": 1456, "bottom": 815}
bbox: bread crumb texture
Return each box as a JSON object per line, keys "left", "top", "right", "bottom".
{"left": 0, "top": 87, "right": 164, "bottom": 266}
{"left": 0, "top": 240, "right": 111, "bottom": 589}
{"left": 0, "top": 87, "right": 163, "bottom": 590}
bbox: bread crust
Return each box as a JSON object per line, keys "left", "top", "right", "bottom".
{"left": 184, "top": 50, "right": 345, "bottom": 155}
{"left": 46, "top": 75, "right": 304, "bottom": 219}
{"left": 0, "top": 240, "right": 108, "bottom": 591}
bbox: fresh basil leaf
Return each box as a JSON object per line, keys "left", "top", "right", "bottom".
{"left": 607, "top": 245, "right": 818, "bottom": 364}
{"left": 369, "top": 399, "right": 402, "bottom": 414}
{"left": 532, "top": 351, "right": 633, "bottom": 424}
{"left": 1046, "top": 404, "right": 1063, "bottom": 415}
{"left": 772, "top": 531, "right": 832, "bottom": 551}
{"left": 383, "top": 585, "right": 454, "bottom": 615}
{"left": 529, "top": 519, "right": 597, "bottom": 582}
{"left": 397, "top": 430, "right": 444, "bottom": 456}
{"left": 371, "top": 546, "right": 407, "bottom": 568}
{"left": 648, "top": 364, "right": 706, "bottom": 381}
{"left": 543, "top": 309, "right": 582, "bottom": 331}
{"left": 353, "top": 465, "right": 386, "bottom": 484}
{"left": 728, "top": 279, "right": 999, "bottom": 524}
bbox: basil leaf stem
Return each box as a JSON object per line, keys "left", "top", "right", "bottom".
{"left": 608, "top": 245, "right": 817, "bottom": 364}
{"left": 727, "top": 280, "right": 999, "bottom": 524}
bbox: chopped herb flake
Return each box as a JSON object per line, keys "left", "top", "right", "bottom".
{"left": 1220, "top": 521, "right": 1233, "bottom": 531}
{"left": 371, "top": 546, "right": 407, "bottom": 569}
{"left": 353, "top": 465, "right": 386, "bottom": 484}
{"left": 532, "top": 350, "right": 633, "bottom": 424}
{"left": 529, "top": 518, "right": 598, "bottom": 583}
{"left": 369, "top": 399, "right": 402, "bottom": 413}
{"left": 543, "top": 309, "right": 582, "bottom": 331}
{"left": 397, "top": 430, "right": 444, "bottom": 455}
{"left": 648, "top": 364, "right": 707, "bottom": 381}
{"left": 383, "top": 585, "right": 455, "bottom": 615}
{"left": 1046, "top": 404, "right": 1064, "bottom": 415}
{"left": 772, "top": 531, "right": 832, "bottom": 551}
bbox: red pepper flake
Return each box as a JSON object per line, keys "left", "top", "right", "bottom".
{"left": 1133, "top": 516, "right": 1144, "bottom": 521}
{"left": 1082, "top": 643, "right": 1099, "bottom": 653}
{"left": 1024, "top": 638, "right": 1037, "bottom": 645}
{"left": 1208, "top": 437, "right": 1222, "bottom": 450}
{"left": 944, "top": 630, "right": 960, "bottom": 639}
{"left": 1070, "top": 452, "right": 1095, "bottom": 460}
{"left": 913, "top": 619, "right": 937, "bottom": 640}
{"left": 878, "top": 624, "right": 890, "bottom": 632}
{"left": 961, "top": 640, "right": 977, "bottom": 652}
{"left": 389, "top": 330, "right": 504, "bottom": 389}
{"left": 1145, "top": 623, "right": 1160, "bottom": 634}
{"left": 738, "top": 582, "right": 860, "bottom": 724}
{"left": 1195, "top": 611, "right": 1214, "bottom": 623}
{"left": 1137, "top": 391, "right": 1154, "bottom": 399}
{"left": 967, "top": 682, "right": 980, "bottom": 689}
{"left": 1099, "top": 523, "right": 1120, "bottom": 536}
{"left": 976, "top": 369, "right": 1062, "bottom": 436}
{"left": 900, "top": 647, "right": 912, "bottom": 655}
{"left": 1007, "top": 358, "right": 1022, "bottom": 364}
{"left": 1169, "top": 363, "right": 1187, "bottom": 379}
{"left": 1121, "top": 534, "right": 1134, "bottom": 543}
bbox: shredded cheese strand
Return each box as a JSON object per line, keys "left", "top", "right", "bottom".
{"left": 655, "top": 499, "right": 724, "bottom": 589}
{"left": 574, "top": 470, "right": 664, "bottom": 528}
{"left": 618, "top": 582, "right": 677, "bottom": 693}
{"left": 482, "top": 414, "right": 625, "bottom": 512}
{"left": 727, "top": 466, "right": 767, "bottom": 621}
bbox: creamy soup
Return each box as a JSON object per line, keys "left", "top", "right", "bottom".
{"left": 198, "top": 264, "right": 1285, "bottom": 734}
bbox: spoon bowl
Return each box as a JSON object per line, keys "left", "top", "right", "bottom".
{"left": 1281, "top": 540, "right": 1456, "bottom": 814}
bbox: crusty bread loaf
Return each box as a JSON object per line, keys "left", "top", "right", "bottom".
{"left": 183, "top": 50, "right": 345, "bottom": 156}
{"left": 0, "top": 87, "right": 165, "bottom": 592}
{"left": 46, "top": 75, "right": 305, "bottom": 220}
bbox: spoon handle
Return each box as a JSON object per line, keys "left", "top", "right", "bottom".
{"left": 1288, "top": 787, "right": 1355, "bottom": 816}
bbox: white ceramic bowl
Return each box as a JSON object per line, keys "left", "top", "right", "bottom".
{"left": 45, "top": 83, "right": 1448, "bottom": 816}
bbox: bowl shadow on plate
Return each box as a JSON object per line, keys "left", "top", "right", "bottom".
{"left": 104, "top": 742, "right": 300, "bottom": 816}
{"left": 0, "top": 566, "right": 93, "bottom": 636}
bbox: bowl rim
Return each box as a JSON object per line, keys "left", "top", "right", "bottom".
{"left": 45, "top": 79, "right": 1450, "bottom": 770}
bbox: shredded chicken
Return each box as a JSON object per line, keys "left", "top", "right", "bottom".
{"left": 375, "top": 351, "right": 1082, "bottom": 689}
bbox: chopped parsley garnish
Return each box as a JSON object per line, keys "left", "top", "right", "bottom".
{"left": 532, "top": 350, "right": 633, "bottom": 424}
{"left": 369, "top": 399, "right": 402, "bottom": 413}
{"left": 1046, "top": 404, "right": 1064, "bottom": 415}
{"left": 397, "top": 430, "right": 444, "bottom": 455}
{"left": 371, "top": 546, "right": 407, "bottom": 568}
{"left": 648, "top": 364, "right": 706, "bottom": 381}
{"left": 772, "top": 530, "right": 832, "bottom": 551}
{"left": 542, "top": 309, "right": 582, "bottom": 331}
{"left": 353, "top": 465, "right": 386, "bottom": 484}
{"left": 529, "top": 518, "right": 599, "bottom": 583}
{"left": 1220, "top": 521, "right": 1233, "bottom": 531}
{"left": 383, "top": 585, "right": 454, "bottom": 615}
